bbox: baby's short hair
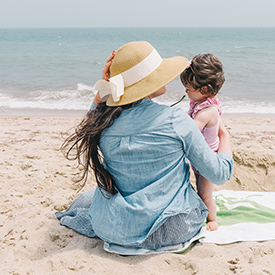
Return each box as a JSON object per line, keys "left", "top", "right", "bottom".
{"left": 181, "top": 53, "right": 225, "bottom": 97}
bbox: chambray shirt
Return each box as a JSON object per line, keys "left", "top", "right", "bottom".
{"left": 89, "top": 98, "right": 233, "bottom": 246}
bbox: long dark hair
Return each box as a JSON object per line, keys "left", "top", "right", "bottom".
{"left": 62, "top": 101, "right": 140, "bottom": 198}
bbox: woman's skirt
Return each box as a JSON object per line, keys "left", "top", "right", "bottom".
{"left": 55, "top": 189, "right": 208, "bottom": 255}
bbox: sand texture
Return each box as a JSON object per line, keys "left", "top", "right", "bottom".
{"left": 1, "top": 115, "right": 275, "bottom": 275}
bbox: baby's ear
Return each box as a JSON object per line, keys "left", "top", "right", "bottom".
{"left": 200, "top": 86, "right": 208, "bottom": 94}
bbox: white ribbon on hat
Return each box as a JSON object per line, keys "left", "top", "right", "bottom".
{"left": 94, "top": 48, "right": 162, "bottom": 102}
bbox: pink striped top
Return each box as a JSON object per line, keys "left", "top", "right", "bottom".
{"left": 188, "top": 97, "right": 221, "bottom": 152}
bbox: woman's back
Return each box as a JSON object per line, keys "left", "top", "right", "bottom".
{"left": 100, "top": 98, "right": 187, "bottom": 196}
{"left": 91, "top": 99, "right": 201, "bottom": 245}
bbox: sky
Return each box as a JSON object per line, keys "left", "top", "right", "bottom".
{"left": 0, "top": 0, "right": 275, "bottom": 28}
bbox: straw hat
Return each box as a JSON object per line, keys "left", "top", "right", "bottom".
{"left": 102, "top": 41, "right": 188, "bottom": 106}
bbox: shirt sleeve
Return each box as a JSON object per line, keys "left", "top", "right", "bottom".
{"left": 172, "top": 107, "right": 233, "bottom": 185}
{"left": 90, "top": 102, "right": 97, "bottom": 111}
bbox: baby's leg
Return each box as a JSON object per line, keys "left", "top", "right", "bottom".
{"left": 196, "top": 174, "right": 218, "bottom": 231}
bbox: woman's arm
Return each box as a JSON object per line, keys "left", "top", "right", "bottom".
{"left": 93, "top": 50, "right": 116, "bottom": 105}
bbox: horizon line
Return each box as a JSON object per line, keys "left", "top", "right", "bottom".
{"left": 1, "top": 26, "right": 275, "bottom": 29}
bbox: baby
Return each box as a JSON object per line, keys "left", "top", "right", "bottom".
{"left": 181, "top": 53, "right": 225, "bottom": 231}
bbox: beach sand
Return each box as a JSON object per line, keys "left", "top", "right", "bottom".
{"left": 1, "top": 115, "right": 275, "bottom": 275}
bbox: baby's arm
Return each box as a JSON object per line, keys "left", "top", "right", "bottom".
{"left": 193, "top": 107, "right": 219, "bottom": 131}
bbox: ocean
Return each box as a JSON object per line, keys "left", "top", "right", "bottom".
{"left": 0, "top": 27, "right": 275, "bottom": 116}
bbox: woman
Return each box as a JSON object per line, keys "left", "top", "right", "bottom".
{"left": 56, "top": 41, "right": 233, "bottom": 255}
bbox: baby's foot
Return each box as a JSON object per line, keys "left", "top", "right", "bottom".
{"left": 206, "top": 220, "right": 219, "bottom": 231}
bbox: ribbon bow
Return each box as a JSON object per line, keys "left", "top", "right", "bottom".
{"left": 94, "top": 74, "right": 125, "bottom": 102}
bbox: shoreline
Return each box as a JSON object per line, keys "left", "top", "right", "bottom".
{"left": 1, "top": 115, "right": 275, "bottom": 274}
{"left": 1, "top": 107, "right": 275, "bottom": 118}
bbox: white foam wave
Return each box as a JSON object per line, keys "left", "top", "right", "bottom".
{"left": 222, "top": 100, "right": 275, "bottom": 114}
{"left": 77, "top": 83, "right": 94, "bottom": 92}
{"left": 0, "top": 85, "right": 275, "bottom": 115}
{"left": 0, "top": 83, "right": 97, "bottom": 111}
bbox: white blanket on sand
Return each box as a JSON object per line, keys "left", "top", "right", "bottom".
{"left": 175, "top": 190, "right": 275, "bottom": 253}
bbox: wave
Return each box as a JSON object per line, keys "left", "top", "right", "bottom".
{"left": 0, "top": 84, "right": 96, "bottom": 112}
{"left": 221, "top": 100, "right": 275, "bottom": 114}
{"left": 156, "top": 97, "right": 275, "bottom": 115}
{"left": 0, "top": 84, "right": 275, "bottom": 115}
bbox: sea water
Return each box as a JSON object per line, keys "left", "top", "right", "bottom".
{"left": 0, "top": 27, "right": 275, "bottom": 115}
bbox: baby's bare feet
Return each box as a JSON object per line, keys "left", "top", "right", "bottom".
{"left": 206, "top": 220, "right": 219, "bottom": 231}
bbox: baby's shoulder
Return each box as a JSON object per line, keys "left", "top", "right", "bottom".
{"left": 195, "top": 105, "right": 220, "bottom": 128}
{"left": 192, "top": 97, "right": 221, "bottom": 117}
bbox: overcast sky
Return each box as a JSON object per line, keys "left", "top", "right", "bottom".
{"left": 1, "top": 0, "right": 275, "bottom": 28}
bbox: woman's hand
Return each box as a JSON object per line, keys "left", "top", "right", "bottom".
{"left": 94, "top": 50, "right": 116, "bottom": 105}
{"left": 102, "top": 50, "right": 116, "bottom": 80}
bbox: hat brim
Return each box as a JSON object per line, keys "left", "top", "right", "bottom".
{"left": 106, "top": 56, "right": 188, "bottom": 107}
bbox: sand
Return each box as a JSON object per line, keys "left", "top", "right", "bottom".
{"left": 1, "top": 115, "right": 275, "bottom": 275}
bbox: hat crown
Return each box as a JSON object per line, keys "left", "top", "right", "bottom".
{"left": 105, "top": 40, "right": 188, "bottom": 106}
{"left": 110, "top": 41, "right": 154, "bottom": 77}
